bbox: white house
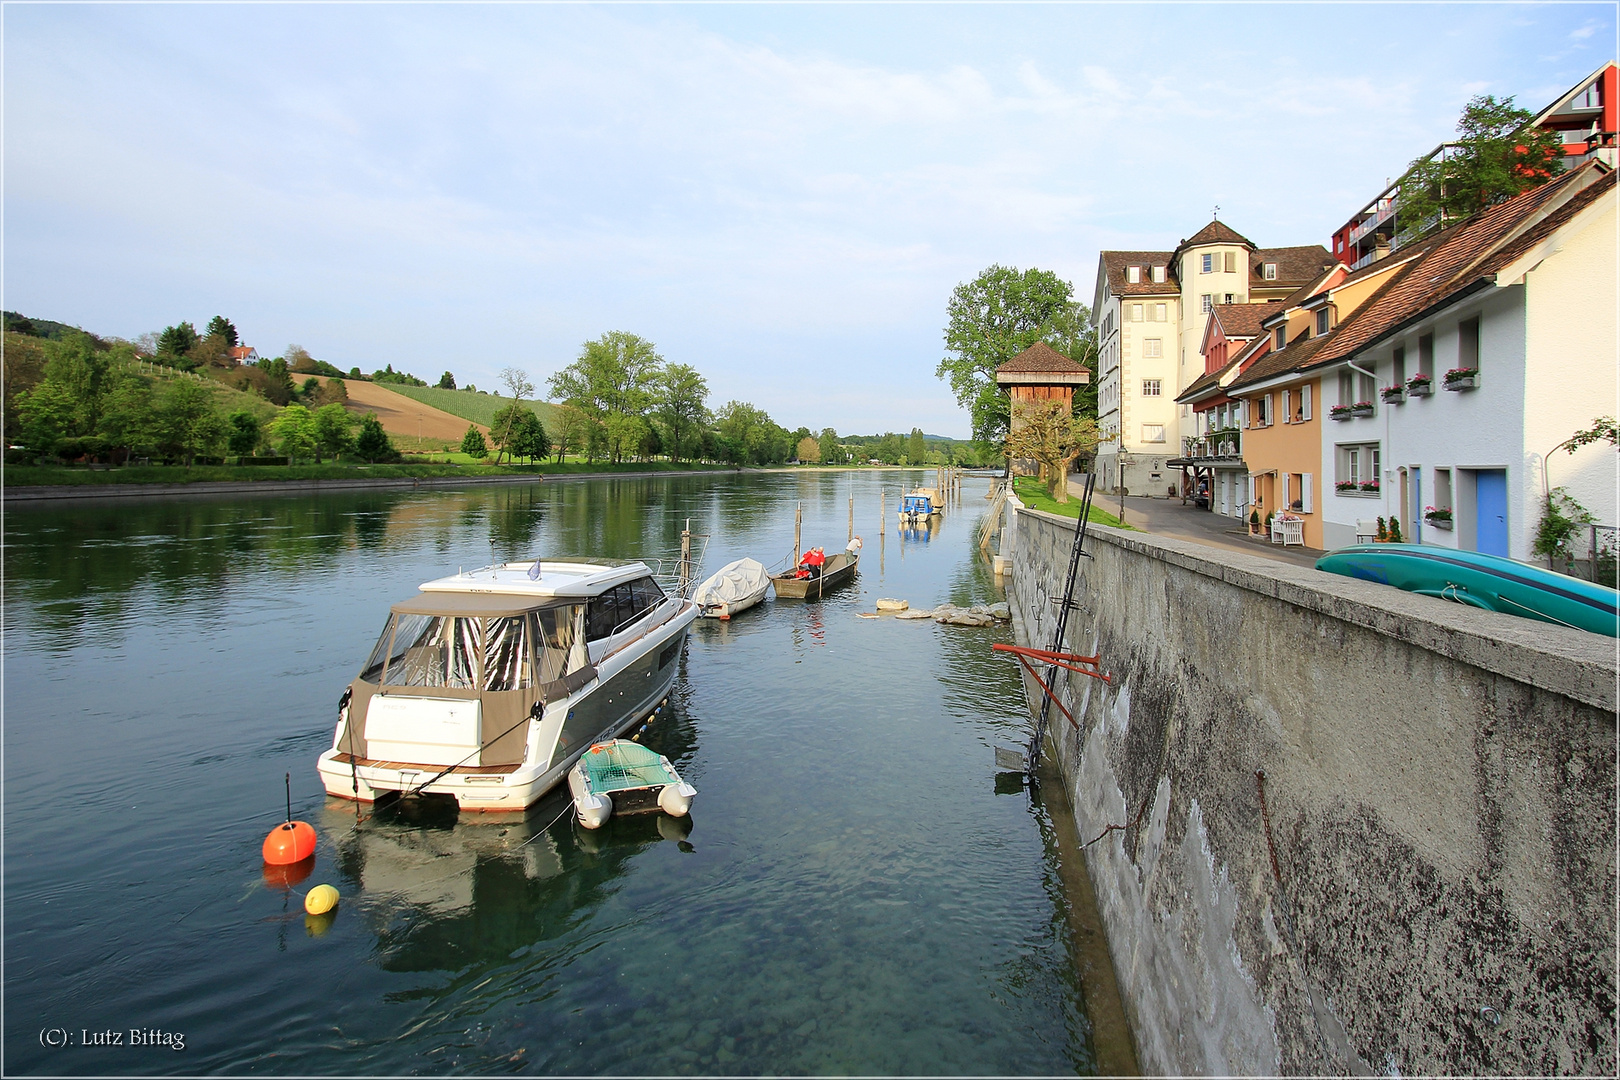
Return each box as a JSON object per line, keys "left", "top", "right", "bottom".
{"left": 1306, "top": 162, "right": 1616, "bottom": 559}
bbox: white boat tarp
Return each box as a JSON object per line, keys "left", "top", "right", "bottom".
{"left": 692, "top": 558, "right": 770, "bottom": 607}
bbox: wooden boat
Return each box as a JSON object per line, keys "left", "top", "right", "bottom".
{"left": 568, "top": 739, "right": 695, "bottom": 829}
{"left": 692, "top": 557, "right": 771, "bottom": 619}
{"left": 1315, "top": 543, "right": 1618, "bottom": 637}
{"left": 771, "top": 542, "right": 860, "bottom": 600}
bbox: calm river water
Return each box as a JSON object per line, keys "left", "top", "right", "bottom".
{"left": 5, "top": 471, "right": 1120, "bottom": 1075}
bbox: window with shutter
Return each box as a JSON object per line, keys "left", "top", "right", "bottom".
{"left": 1282, "top": 390, "right": 1292, "bottom": 422}
{"left": 1201, "top": 294, "right": 1212, "bottom": 314}
{"left": 1301, "top": 384, "right": 1312, "bottom": 420}
{"left": 1202, "top": 254, "right": 1213, "bottom": 273}
{"left": 1127, "top": 266, "right": 1141, "bottom": 283}
{"left": 1302, "top": 474, "right": 1313, "bottom": 514}
{"left": 1132, "top": 304, "right": 1143, "bottom": 322}
{"left": 1154, "top": 303, "right": 1166, "bottom": 321}
{"left": 1224, "top": 251, "right": 1236, "bottom": 273}
{"left": 1152, "top": 265, "right": 1165, "bottom": 282}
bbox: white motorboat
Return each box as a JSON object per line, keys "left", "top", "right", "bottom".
{"left": 568, "top": 739, "right": 695, "bottom": 829}
{"left": 317, "top": 559, "right": 697, "bottom": 812}
{"left": 691, "top": 557, "right": 771, "bottom": 619}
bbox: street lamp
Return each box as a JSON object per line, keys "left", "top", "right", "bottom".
{"left": 1116, "top": 450, "right": 1131, "bottom": 526}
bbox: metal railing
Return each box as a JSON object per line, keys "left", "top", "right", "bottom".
{"left": 1555, "top": 523, "right": 1617, "bottom": 587}
{"left": 1183, "top": 430, "right": 1242, "bottom": 461}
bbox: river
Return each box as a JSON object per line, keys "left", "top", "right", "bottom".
{"left": 4, "top": 470, "right": 1127, "bottom": 1075}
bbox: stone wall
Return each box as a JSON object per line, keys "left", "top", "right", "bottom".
{"left": 1006, "top": 508, "right": 1617, "bottom": 1075}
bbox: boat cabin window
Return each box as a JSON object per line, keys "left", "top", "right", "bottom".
{"left": 531, "top": 604, "right": 586, "bottom": 684}
{"left": 362, "top": 606, "right": 591, "bottom": 690}
{"left": 379, "top": 614, "right": 479, "bottom": 689}
{"left": 586, "top": 576, "right": 666, "bottom": 641}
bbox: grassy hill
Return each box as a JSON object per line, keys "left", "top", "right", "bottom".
{"left": 381, "top": 385, "right": 559, "bottom": 428}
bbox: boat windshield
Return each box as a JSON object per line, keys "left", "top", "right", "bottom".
{"left": 358, "top": 605, "right": 586, "bottom": 690}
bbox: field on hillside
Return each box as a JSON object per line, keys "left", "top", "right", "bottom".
{"left": 382, "top": 385, "right": 559, "bottom": 429}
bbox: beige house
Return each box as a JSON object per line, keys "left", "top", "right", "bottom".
{"left": 1093, "top": 223, "right": 1331, "bottom": 493}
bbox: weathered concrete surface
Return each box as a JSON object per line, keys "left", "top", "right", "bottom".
{"left": 1007, "top": 508, "right": 1617, "bottom": 1076}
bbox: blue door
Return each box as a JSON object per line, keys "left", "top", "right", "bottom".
{"left": 1410, "top": 466, "right": 1422, "bottom": 544}
{"left": 1476, "top": 469, "right": 1508, "bottom": 556}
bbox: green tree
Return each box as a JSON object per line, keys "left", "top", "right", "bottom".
{"left": 460, "top": 425, "right": 489, "bottom": 458}
{"left": 205, "top": 316, "right": 238, "bottom": 347}
{"left": 1043, "top": 302, "right": 1100, "bottom": 419}
{"left": 905, "top": 428, "right": 927, "bottom": 465}
{"left": 354, "top": 413, "right": 395, "bottom": 462}
{"left": 154, "top": 377, "right": 227, "bottom": 466}
{"left": 939, "top": 265, "right": 1074, "bottom": 442}
{"left": 551, "top": 404, "right": 589, "bottom": 463}
{"left": 227, "top": 410, "right": 262, "bottom": 458}
{"left": 15, "top": 381, "right": 78, "bottom": 454}
{"left": 157, "top": 322, "right": 199, "bottom": 365}
{"left": 512, "top": 410, "right": 550, "bottom": 464}
{"left": 437, "top": 371, "right": 457, "bottom": 390}
{"left": 98, "top": 372, "right": 155, "bottom": 463}
{"left": 819, "top": 427, "right": 841, "bottom": 464}
{"left": 657, "top": 363, "right": 709, "bottom": 463}
{"left": 313, "top": 403, "right": 356, "bottom": 461}
{"left": 605, "top": 412, "right": 648, "bottom": 463}
{"left": 271, "top": 404, "right": 318, "bottom": 463}
{"left": 489, "top": 402, "right": 528, "bottom": 464}
{"left": 1005, "top": 399, "right": 1105, "bottom": 503}
{"left": 875, "top": 431, "right": 903, "bottom": 464}
{"left": 796, "top": 436, "right": 820, "bottom": 462}
{"left": 1396, "top": 95, "right": 1566, "bottom": 242}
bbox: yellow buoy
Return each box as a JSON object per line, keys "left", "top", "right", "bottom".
{"left": 304, "top": 884, "right": 339, "bottom": 915}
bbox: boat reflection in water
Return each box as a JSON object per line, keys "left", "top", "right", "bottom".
{"left": 898, "top": 513, "right": 944, "bottom": 545}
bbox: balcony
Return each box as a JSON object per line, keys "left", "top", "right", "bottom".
{"left": 1182, "top": 428, "right": 1243, "bottom": 462}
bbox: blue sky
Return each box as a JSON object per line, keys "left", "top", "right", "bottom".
{"left": 5, "top": 3, "right": 1613, "bottom": 437}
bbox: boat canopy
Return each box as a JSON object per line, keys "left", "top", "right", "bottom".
{"left": 359, "top": 603, "right": 587, "bottom": 690}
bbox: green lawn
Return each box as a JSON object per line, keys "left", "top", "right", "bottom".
{"left": 378, "top": 384, "right": 560, "bottom": 428}
{"left": 1013, "top": 476, "right": 1133, "bottom": 529}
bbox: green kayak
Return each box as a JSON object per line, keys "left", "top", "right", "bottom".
{"left": 1315, "top": 544, "right": 1618, "bottom": 637}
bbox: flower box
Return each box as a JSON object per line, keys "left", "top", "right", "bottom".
{"left": 1350, "top": 401, "right": 1375, "bottom": 418}
{"left": 1335, "top": 481, "right": 1359, "bottom": 493}
{"left": 1380, "top": 385, "right": 1406, "bottom": 404}
{"left": 1329, "top": 405, "right": 1353, "bottom": 421}
{"left": 1424, "top": 507, "right": 1454, "bottom": 531}
{"left": 1443, "top": 368, "right": 1479, "bottom": 391}
{"left": 1406, "top": 375, "right": 1433, "bottom": 397}
{"left": 1359, "top": 482, "right": 1381, "bottom": 494}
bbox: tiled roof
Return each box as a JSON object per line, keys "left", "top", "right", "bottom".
{"left": 1178, "top": 220, "right": 1256, "bottom": 251}
{"left": 997, "top": 341, "right": 1086, "bottom": 374}
{"left": 1099, "top": 251, "right": 1177, "bottom": 296}
{"left": 1227, "top": 324, "right": 1330, "bottom": 391}
{"left": 1302, "top": 164, "right": 1611, "bottom": 372}
{"left": 1251, "top": 245, "right": 1336, "bottom": 286}
{"left": 1210, "top": 304, "right": 1268, "bottom": 340}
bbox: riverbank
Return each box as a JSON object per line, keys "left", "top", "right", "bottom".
{"left": 1006, "top": 506, "right": 1617, "bottom": 1075}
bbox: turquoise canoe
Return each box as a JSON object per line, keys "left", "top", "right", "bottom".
{"left": 1315, "top": 544, "right": 1619, "bottom": 638}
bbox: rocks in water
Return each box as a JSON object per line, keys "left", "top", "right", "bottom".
{"left": 895, "top": 608, "right": 934, "bottom": 620}
{"left": 933, "top": 605, "right": 995, "bottom": 627}
{"left": 875, "top": 598, "right": 909, "bottom": 611}
{"left": 987, "top": 602, "right": 1011, "bottom": 621}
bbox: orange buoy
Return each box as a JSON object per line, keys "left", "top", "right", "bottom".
{"left": 263, "top": 820, "right": 317, "bottom": 864}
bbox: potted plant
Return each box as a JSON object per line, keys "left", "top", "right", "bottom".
{"left": 1350, "top": 400, "right": 1376, "bottom": 417}
{"left": 1359, "top": 480, "right": 1380, "bottom": 494}
{"left": 1387, "top": 516, "right": 1404, "bottom": 543}
{"left": 1443, "top": 367, "right": 1479, "bottom": 391}
{"left": 1265, "top": 510, "right": 1275, "bottom": 537}
{"left": 1329, "top": 404, "right": 1353, "bottom": 421}
{"left": 1375, "top": 517, "right": 1388, "bottom": 542}
{"left": 1424, "top": 506, "right": 1453, "bottom": 530}
{"left": 1380, "top": 384, "right": 1406, "bottom": 404}
{"left": 1249, "top": 508, "right": 1261, "bottom": 535}
{"left": 1335, "top": 480, "right": 1358, "bottom": 493}
{"left": 1406, "top": 372, "right": 1433, "bottom": 397}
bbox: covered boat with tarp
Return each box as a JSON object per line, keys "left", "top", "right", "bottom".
{"left": 568, "top": 739, "right": 695, "bottom": 829}
{"left": 692, "top": 557, "right": 771, "bottom": 619}
{"left": 317, "top": 560, "right": 697, "bottom": 811}
{"left": 898, "top": 488, "right": 943, "bottom": 524}
{"left": 1315, "top": 544, "right": 1619, "bottom": 637}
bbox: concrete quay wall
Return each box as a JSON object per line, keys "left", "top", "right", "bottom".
{"left": 1006, "top": 508, "right": 1616, "bottom": 1075}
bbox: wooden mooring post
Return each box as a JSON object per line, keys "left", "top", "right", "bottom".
{"left": 794, "top": 502, "right": 802, "bottom": 564}
{"left": 848, "top": 492, "right": 854, "bottom": 543}
{"left": 679, "top": 519, "right": 693, "bottom": 595}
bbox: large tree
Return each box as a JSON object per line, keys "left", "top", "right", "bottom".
{"left": 549, "top": 332, "right": 663, "bottom": 420}
{"left": 1396, "top": 94, "right": 1565, "bottom": 241}
{"left": 205, "top": 316, "right": 238, "bottom": 348}
{"left": 1005, "top": 399, "right": 1104, "bottom": 503}
{"left": 657, "top": 363, "right": 709, "bottom": 463}
{"left": 938, "top": 266, "right": 1074, "bottom": 442}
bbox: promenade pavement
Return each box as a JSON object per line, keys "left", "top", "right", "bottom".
{"left": 1069, "top": 481, "right": 1326, "bottom": 568}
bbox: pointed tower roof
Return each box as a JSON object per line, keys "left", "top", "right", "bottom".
{"left": 1176, "top": 219, "right": 1256, "bottom": 255}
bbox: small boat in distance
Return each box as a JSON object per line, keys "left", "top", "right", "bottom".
{"left": 568, "top": 739, "right": 695, "bottom": 829}
{"left": 692, "top": 557, "right": 771, "bottom": 619}
{"left": 771, "top": 539, "right": 861, "bottom": 600}
{"left": 316, "top": 559, "right": 698, "bottom": 811}
{"left": 1314, "top": 543, "right": 1618, "bottom": 637}
{"left": 898, "top": 488, "right": 943, "bottom": 524}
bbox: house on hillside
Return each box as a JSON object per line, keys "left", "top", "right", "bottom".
{"left": 228, "top": 345, "right": 259, "bottom": 366}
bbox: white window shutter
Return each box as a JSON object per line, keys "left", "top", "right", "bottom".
{"left": 1281, "top": 473, "right": 1291, "bottom": 507}
{"left": 1302, "top": 384, "right": 1312, "bottom": 420}
{"left": 1282, "top": 390, "right": 1291, "bottom": 423}
{"left": 1303, "top": 473, "right": 1314, "bottom": 513}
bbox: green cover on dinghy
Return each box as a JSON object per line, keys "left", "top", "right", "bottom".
{"left": 579, "top": 741, "right": 680, "bottom": 793}
{"left": 1315, "top": 544, "right": 1618, "bottom": 637}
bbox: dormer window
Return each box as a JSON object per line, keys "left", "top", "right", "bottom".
{"left": 1127, "top": 265, "right": 1141, "bottom": 283}
{"left": 1263, "top": 263, "right": 1278, "bottom": 280}
{"left": 1315, "top": 309, "right": 1331, "bottom": 336}
{"left": 1151, "top": 265, "right": 1165, "bottom": 283}
{"left": 1273, "top": 326, "right": 1286, "bottom": 350}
